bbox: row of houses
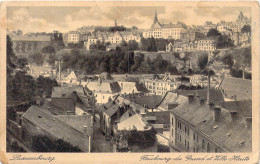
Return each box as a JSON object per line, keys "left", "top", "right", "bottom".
{"left": 97, "top": 74, "right": 252, "bottom": 152}
{"left": 166, "top": 39, "right": 216, "bottom": 52}
{"left": 63, "top": 30, "right": 141, "bottom": 51}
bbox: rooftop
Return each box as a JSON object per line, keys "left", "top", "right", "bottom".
{"left": 12, "top": 35, "right": 51, "bottom": 42}
{"left": 22, "top": 106, "right": 90, "bottom": 151}
{"left": 117, "top": 114, "right": 147, "bottom": 131}
{"left": 219, "top": 77, "right": 252, "bottom": 100}
{"left": 171, "top": 97, "right": 252, "bottom": 152}
{"left": 86, "top": 81, "right": 121, "bottom": 93}
{"left": 123, "top": 94, "right": 162, "bottom": 109}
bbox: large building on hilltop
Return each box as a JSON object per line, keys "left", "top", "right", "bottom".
{"left": 11, "top": 34, "right": 51, "bottom": 56}
{"left": 143, "top": 11, "right": 187, "bottom": 39}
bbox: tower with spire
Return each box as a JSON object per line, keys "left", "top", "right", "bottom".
{"left": 115, "top": 19, "right": 117, "bottom": 27}
{"left": 153, "top": 10, "right": 158, "bottom": 24}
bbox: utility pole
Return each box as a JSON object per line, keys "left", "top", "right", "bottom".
{"left": 128, "top": 50, "right": 130, "bottom": 74}
{"left": 59, "top": 59, "right": 61, "bottom": 82}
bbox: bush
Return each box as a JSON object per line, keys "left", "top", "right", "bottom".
{"left": 157, "top": 144, "right": 170, "bottom": 152}
{"left": 122, "top": 127, "right": 157, "bottom": 148}
{"left": 32, "top": 135, "right": 82, "bottom": 152}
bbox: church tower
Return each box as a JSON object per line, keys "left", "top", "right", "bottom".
{"left": 153, "top": 10, "right": 158, "bottom": 24}
{"left": 115, "top": 19, "right": 117, "bottom": 27}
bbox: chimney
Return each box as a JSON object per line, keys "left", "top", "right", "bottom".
{"left": 245, "top": 117, "right": 252, "bottom": 129}
{"left": 117, "top": 107, "right": 120, "bottom": 119}
{"left": 208, "top": 101, "right": 214, "bottom": 107}
{"left": 213, "top": 106, "right": 221, "bottom": 122}
{"left": 188, "top": 94, "right": 194, "bottom": 104}
{"left": 230, "top": 111, "right": 239, "bottom": 122}
{"left": 207, "top": 73, "right": 211, "bottom": 103}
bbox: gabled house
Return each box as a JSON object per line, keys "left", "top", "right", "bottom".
{"left": 43, "top": 85, "right": 92, "bottom": 115}
{"left": 21, "top": 106, "right": 93, "bottom": 152}
{"left": 83, "top": 79, "right": 121, "bottom": 104}
{"left": 58, "top": 69, "right": 79, "bottom": 85}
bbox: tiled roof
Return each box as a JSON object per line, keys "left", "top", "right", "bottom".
{"left": 22, "top": 106, "right": 89, "bottom": 151}
{"left": 103, "top": 100, "right": 120, "bottom": 117}
{"left": 12, "top": 35, "right": 51, "bottom": 42}
{"left": 51, "top": 86, "right": 85, "bottom": 98}
{"left": 144, "top": 111, "right": 171, "bottom": 124}
{"left": 176, "top": 89, "right": 225, "bottom": 102}
{"left": 117, "top": 114, "right": 147, "bottom": 131}
{"left": 123, "top": 95, "right": 162, "bottom": 109}
{"left": 55, "top": 115, "right": 93, "bottom": 135}
{"left": 215, "top": 100, "right": 252, "bottom": 118}
{"left": 219, "top": 77, "right": 252, "bottom": 100}
{"left": 86, "top": 81, "right": 121, "bottom": 93}
{"left": 171, "top": 97, "right": 252, "bottom": 152}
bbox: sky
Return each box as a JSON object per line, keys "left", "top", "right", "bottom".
{"left": 7, "top": 6, "right": 251, "bottom": 34}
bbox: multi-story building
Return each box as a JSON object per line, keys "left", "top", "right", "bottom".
{"left": 82, "top": 79, "right": 121, "bottom": 104}
{"left": 195, "top": 39, "right": 216, "bottom": 51}
{"left": 236, "top": 11, "right": 251, "bottom": 31}
{"left": 63, "top": 31, "right": 82, "bottom": 45}
{"left": 11, "top": 34, "right": 51, "bottom": 56}
{"left": 143, "top": 74, "right": 178, "bottom": 95}
{"left": 169, "top": 93, "right": 251, "bottom": 152}
{"left": 143, "top": 12, "right": 187, "bottom": 40}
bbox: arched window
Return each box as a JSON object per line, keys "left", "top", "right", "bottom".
{"left": 202, "top": 139, "right": 205, "bottom": 149}
{"left": 207, "top": 143, "right": 210, "bottom": 152}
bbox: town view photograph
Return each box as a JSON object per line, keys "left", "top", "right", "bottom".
{"left": 6, "top": 5, "right": 252, "bottom": 153}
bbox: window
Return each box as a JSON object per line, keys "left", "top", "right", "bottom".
{"left": 187, "top": 142, "right": 189, "bottom": 149}
{"left": 197, "top": 135, "right": 199, "bottom": 142}
{"left": 202, "top": 139, "right": 205, "bottom": 149}
{"left": 193, "top": 133, "right": 196, "bottom": 140}
{"left": 207, "top": 143, "right": 210, "bottom": 152}
{"left": 180, "top": 135, "right": 181, "bottom": 142}
{"left": 172, "top": 118, "right": 174, "bottom": 126}
{"left": 172, "top": 129, "right": 173, "bottom": 137}
{"left": 215, "top": 148, "right": 218, "bottom": 153}
{"left": 193, "top": 147, "right": 196, "bottom": 152}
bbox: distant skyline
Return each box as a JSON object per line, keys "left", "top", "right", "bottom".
{"left": 7, "top": 6, "right": 251, "bottom": 34}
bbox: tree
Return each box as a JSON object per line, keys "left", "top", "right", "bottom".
{"left": 222, "top": 53, "right": 234, "bottom": 69}
{"left": 215, "top": 34, "right": 234, "bottom": 49}
{"left": 42, "top": 45, "right": 56, "bottom": 54}
{"left": 207, "top": 28, "right": 221, "bottom": 38}
{"left": 16, "top": 57, "right": 28, "bottom": 69}
{"left": 29, "top": 52, "right": 45, "bottom": 66}
{"left": 197, "top": 53, "right": 208, "bottom": 70}
{"left": 166, "top": 65, "right": 178, "bottom": 74}
{"left": 127, "top": 40, "right": 139, "bottom": 51}
{"left": 131, "top": 54, "right": 144, "bottom": 72}
{"left": 36, "top": 76, "right": 58, "bottom": 98}
{"left": 7, "top": 35, "right": 17, "bottom": 75}
{"left": 9, "top": 71, "right": 36, "bottom": 102}
{"left": 241, "top": 25, "right": 251, "bottom": 34}
{"left": 32, "top": 135, "right": 82, "bottom": 152}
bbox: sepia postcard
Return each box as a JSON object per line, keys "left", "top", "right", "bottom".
{"left": 0, "top": 1, "right": 259, "bottom": 164}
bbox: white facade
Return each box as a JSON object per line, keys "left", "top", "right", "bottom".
{"left": 67, "top": 32, "right": 81, "bottom": 44}
{"left": 94, "top": 92, "right": 115, "bottom": 104}
{"left": 196, "top": 40, "right": 216, "bottom": 51}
